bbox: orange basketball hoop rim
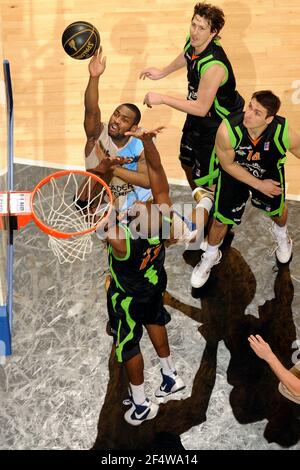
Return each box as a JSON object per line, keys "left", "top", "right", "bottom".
{"left": 3, "top": 170, "right": 113, "bottom": 239}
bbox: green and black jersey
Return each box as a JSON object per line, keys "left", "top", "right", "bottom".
{"left": 213, "top": 113, "right": 290, "bottom": 223}
{"left": 108, "top": 224, "right": 167, "bottom": 298}
{"left": 224, "top": 112, "right": 290, "bottom": 179}
{"left": 184, "top": 36, "right": 244, "bottom": 122}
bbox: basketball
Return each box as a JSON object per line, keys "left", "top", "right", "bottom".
{"left": 62, "top": 21, "right": 100, "bottom": 60}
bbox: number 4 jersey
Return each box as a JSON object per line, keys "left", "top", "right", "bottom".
{"left": 224, "top": 112, "right": 290, "bottom": 181}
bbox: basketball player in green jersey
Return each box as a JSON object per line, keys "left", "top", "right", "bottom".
{"left": 140, "top": 2, "right": 244, "bottom": 191}
{"left": 100, "top": 127, "right": 182, "bottom": 426}
{"left": 99, "top": 126, "right": 214, "bottom": 425}
{"left": 191, "top": 90, "right": 300, "bottom": 288}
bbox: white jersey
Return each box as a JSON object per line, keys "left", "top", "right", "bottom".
{"left": 85, "top": 123, "right": 151, "bottom": 212}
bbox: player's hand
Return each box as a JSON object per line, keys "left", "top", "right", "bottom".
{"left": 95, "top": 157, "right": 123, "bottom": 173}
{"left": 257, "top": 179, "right": 282, "bottom": 198}
{"left": 139, "top": 67, "right": 165, "bottom": 80}
{"left": 143, "top": 92, "right": 164, "bottom": 108}
{"left": 125, "top": 127, "right": 165, "bottom": 141}
{"left": 94, "top": 141, "right": 130, "bottom": 172}
{"left": 248, "top": 335, "right": 274, "bottom": 362}
{"left": 89, "top": 47, "right": 107, "bottom": 77}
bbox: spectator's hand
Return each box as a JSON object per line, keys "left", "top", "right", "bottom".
{"left": 125, "top": 127, "right": 165, "bottom": 141}
{"left": 143, "top": 92, "right": 164, "bottom": 108}
{"left": 139, "top": 67, "right": 165, "bottom": 80}
{"left": 248, "top": 334, "right": 275, "bottom": 362}
{"left": 89, "top": 47, "right": 107, "bottom": 78}
{"left": 256, "top": 179, "right": 282, "bottom": 198}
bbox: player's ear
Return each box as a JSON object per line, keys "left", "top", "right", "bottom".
{"left": 130, "top": 124, "right": 138, "bottom": 132}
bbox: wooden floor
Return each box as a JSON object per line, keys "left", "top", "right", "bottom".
{"left": 1, "top": 0, "right": 300, "bottom": 197}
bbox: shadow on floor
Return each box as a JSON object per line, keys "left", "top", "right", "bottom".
{"left": 185, "top": 241, "right": 300, "bottom": 448}
{"left": 93, "top": 231, "right": 299, "bottom": 449}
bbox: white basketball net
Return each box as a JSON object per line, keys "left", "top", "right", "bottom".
{"left": 32, "top": 172, "right": 111, "bottom": 264}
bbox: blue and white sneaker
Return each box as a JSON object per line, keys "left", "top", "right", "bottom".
{"left": 155, "top": 369, "right": 186, "bottom": 398}
{"left": 124, "top": 398, "right": 159, "bottom": 426}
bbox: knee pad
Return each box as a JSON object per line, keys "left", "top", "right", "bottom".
{"left": 192, "top": 187, "right": 214, "bottom": 213}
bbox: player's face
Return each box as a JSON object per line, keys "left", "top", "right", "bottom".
{"left": 190, "top": 15, "right": 216, "bottom": 53}
{"left": 243, "top": 99, "right": 273, "bottom": 130}
{"left": 108, "top": 105, "right": 137, "bottom": 139}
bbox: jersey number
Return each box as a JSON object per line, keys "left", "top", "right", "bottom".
{"left": 139, "top": 245, "right": 162, "bottom": 270}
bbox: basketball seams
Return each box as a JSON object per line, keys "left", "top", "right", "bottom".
{"left": 63, "top": 28, "right": 94, "bottom": 47}
{"left": 69, "top": 30, "right": 97, "bottom": 58}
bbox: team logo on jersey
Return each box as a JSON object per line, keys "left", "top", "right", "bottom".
{"left": 110, "top": 182, "right": 134, "bottom": 197}
{"left": 240, "top": 161, "right": 266, "bottom": 178}
{"left": 239, "top": 146, "right": 252, "bottom": 150}
{"left": 264, "top": 142, "right": 270, "bottom": 151}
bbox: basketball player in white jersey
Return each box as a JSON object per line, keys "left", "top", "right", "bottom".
{"left": 83, "top": 48, "right": 152, "bottom": 214}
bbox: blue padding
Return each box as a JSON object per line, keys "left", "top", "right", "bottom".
{"left": 0, "top": 306, "right": 12, "bottom": 356}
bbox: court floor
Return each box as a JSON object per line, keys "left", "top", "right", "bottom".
{"left": 0, "top": 163, "right": 299, "bottom": 450}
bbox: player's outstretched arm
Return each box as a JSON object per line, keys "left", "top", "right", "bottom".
{"left": 143, "top": 64, "right": 225, "bottom": 117}
{"left": 125, "top": 128, "right": 171, "bottom": 207}
{"left": 84, "top": 48, "right": 106, "bottom": 157}
{"left": 139, "top": 52, "right": 186, "bottom": 80}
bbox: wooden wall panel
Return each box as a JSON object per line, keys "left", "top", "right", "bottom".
{"left": 1, "top": 0, "right": 300, "bottom": 197}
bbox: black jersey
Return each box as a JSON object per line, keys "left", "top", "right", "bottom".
{"left": 184, "top": 36, "right": 244, "bottom": 122}
{"left": 108, "top": 224, "right": 167, "bottom": 298}
{"left": 224, "top": 112, "right": 290, "bottom": 180}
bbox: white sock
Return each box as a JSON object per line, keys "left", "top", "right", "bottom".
{"left": 160, "top": 355, "right": 176, "bottom": 376}
{"left": 130, "top": 383, "right": 146, "bottom": 405}
{"left": 273, "top": 223, "right": 287, "bottom": 237}
{"left": 205, "top": 243, "right": 219, "bottom": 257}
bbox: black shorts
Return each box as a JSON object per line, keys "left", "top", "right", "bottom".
{"left": 213, "top": 170, "right": 286, "bottom": 225}
{"left": 179, "top": 115, "right": 220, "bottom": 187}
{"left": 107, "top": 287, "right": 171, "bottom": 363}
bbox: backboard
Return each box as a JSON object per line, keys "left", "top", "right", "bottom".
{"left": 0, "top": 47, "right": 14, "bottom": 354}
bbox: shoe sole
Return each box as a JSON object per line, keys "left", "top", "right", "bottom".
{"left": 155, "top": 384, "right": 186, "bottom": 398}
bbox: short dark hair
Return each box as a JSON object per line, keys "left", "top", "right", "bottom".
{"left": 193, "top": 2, "right": 225, "bottom": 38}
{"left": 121, "top": 103, "right": 141, "bottom": 125}
{"left": 251, "top": 90, "right": 281, "bottom": 117}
